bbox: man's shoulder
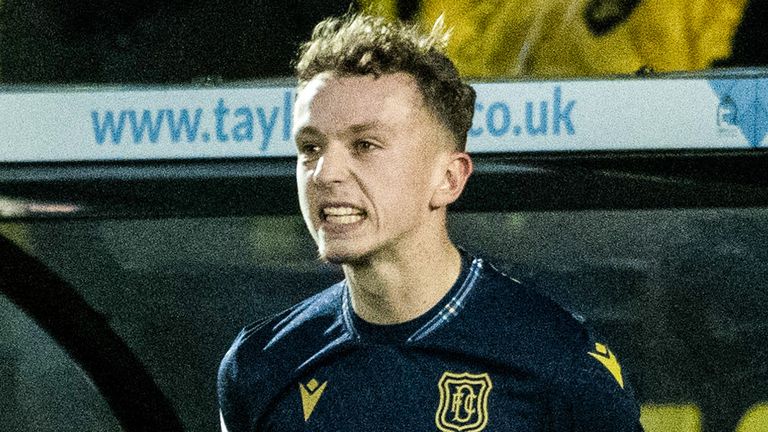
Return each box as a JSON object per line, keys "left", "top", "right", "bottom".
{"left": 469, "top": 258, "right": 589, "bottom": 345}
{"left": 223, "top": 282, "right": 348, "bottom": 368}
{"left": 217, "top": 282, "right": 350, "bottom": 430}
{"left": 459, "top": 257, "right": 621, "bottom": 373}
{"left": 471, "top": 258, "right": 642, "bottom": 426}
{"left": 218, "top": 282, "right": 349, "bottom": 390}
{"left": 477, "top": 264, "right": 637, "bottom": 418}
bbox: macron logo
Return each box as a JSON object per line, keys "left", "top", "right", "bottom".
{"left": 588, "top": 342, "right": 625, "bottom": 389}
{"left": 299, "top": 378, "right": 328, "bottom": 421}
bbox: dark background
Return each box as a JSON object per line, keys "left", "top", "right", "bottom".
{"left": 0, "top": 0, "right": 766, "bottom": 84}
{"left": 1, "top": 1, "right": 768, "bottom": 431}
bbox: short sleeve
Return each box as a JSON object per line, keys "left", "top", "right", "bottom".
{"left": 558, "top": 339, "right": 644, "bottom": 431}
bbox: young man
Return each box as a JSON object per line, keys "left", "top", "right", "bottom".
{"left": 218, "top": 13, "right": 643, "bottom": 432}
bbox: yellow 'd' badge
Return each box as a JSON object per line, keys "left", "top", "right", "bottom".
{"left": 435, "top": 371, "right": 493, "bottom": 432}
{"left": 588, "top": 342, "right": 625, "bottom": 389}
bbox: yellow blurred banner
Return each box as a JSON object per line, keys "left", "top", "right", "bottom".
{"left": 364, "top": 0, "right": 748, "bottom": 78}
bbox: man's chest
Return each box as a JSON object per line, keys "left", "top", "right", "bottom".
{"left": 259, "top": 346, "right": 559, "bottom": 432}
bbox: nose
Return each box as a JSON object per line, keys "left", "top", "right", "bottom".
{"left": 312, "top": 144, "right": 349, "bottom": 186}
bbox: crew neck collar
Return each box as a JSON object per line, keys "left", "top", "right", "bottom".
{"left": 341, "top": 250, "right": 484, "bottom": 344}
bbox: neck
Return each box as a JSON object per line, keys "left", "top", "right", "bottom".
{"left": 343, "top": 227, "right": 462, "bottom": 325}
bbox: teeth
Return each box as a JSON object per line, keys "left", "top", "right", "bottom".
{"left": 326, "top": 214, "right": 364, "bottom": 224}
{"left": 323, "top": 206, "right": 364, "bottom": 216}
{"left": 321, "top": 206, "right": 366, "bottom": 225}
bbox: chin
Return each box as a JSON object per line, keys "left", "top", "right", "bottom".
{"left": 318, "top": 245, "right": 371, "bottom": 266}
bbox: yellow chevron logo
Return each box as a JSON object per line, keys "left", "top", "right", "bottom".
{"left": 299, "top": 378, "right": 328, "bottom": 421}
{"left": 588, "top": 343, "right": 624, "bottom": 389}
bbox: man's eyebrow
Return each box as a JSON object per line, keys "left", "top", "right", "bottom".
{"left": 295, "top": 126, "right": 323, "bottom": 138}
{"left": 295, "top": 121, "right": 384, "bottom": 140}
{"left": 347, "top": 121, "right": 382, "bottom": 134}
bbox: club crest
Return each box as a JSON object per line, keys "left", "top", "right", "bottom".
{"left": 435, "top": 371, "right": 493, "bottom": 432}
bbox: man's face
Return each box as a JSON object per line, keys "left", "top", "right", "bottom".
{"left": 293, "top": 72, "right": 453, "bottom": 264}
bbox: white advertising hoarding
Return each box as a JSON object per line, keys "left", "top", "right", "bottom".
{"left": 0, "top": 77, "right": 765, "bottom": 163}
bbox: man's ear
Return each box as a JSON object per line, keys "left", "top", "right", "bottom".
{"left": 430, "top": 152, "right": 473, "bottom": 209}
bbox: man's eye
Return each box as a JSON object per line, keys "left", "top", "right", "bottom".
{"left": 354, "top": 140, "right": 378, "bottom": 152}
{"left": 299, "top": 143, "right": 321, "bottom": 155}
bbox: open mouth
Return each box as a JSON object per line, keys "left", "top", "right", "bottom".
{"left": 321, "top": 206, "right": 367, "bottom": 225}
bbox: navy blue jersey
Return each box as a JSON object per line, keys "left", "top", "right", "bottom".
{"left": 218, "top": 253, "right": 643, "bottom": 431}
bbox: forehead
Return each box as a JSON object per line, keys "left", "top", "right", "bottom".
{"left": 293, "top": 72, "right": 429, "bottom": 134}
